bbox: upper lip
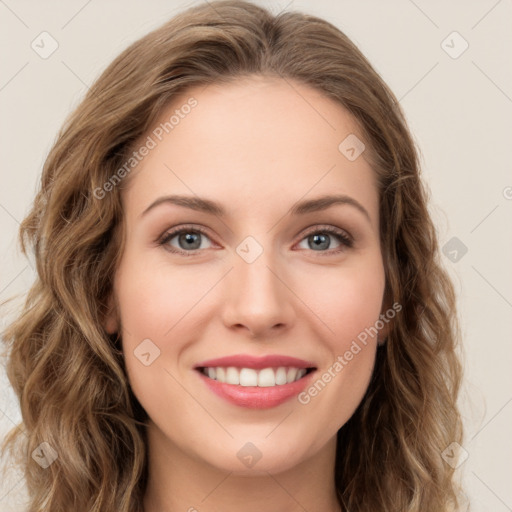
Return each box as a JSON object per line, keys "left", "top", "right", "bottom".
{"left": 194, "top": 354, "right": 317, "bottom": 370}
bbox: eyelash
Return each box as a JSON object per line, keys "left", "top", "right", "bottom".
{"left": 157, "top": 224, "right": 354, "bottom": 257}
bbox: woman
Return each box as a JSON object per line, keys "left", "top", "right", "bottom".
{"left": 1, "top": 1, "right": 464, "bottom": 510}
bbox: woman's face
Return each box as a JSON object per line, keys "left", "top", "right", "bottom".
{"left": 107, "top": 75, "right": 387, "bottom": 474}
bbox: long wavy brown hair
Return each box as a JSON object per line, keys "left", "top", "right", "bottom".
{"left": 1, "top": 1, "right": 464, "bottom": 510}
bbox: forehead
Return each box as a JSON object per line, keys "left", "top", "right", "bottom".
{"left": 121, "top": 75, "right": 379, "bottom": 228}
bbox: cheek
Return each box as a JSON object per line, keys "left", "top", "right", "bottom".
{"left": 293, "top": 259, "right": 384, "bottom": 429}
{"left": 301, "top": 259, "right": 386, "bottom": 346}
{"left": 113, "top": 255, "right": 200, "bottom": 398}
{"left": 115, "top": 255, "right": 209, "bottom": 339}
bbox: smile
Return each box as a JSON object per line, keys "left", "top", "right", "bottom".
{"left": 198, "top": 366, "right": 314, "bottom": 387}
{"left": 194, "top": 354, "right": 318, "bottom": 409}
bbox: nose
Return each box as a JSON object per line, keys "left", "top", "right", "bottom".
{"left": 220, "top": 247, "right": 295, "bottom": 339}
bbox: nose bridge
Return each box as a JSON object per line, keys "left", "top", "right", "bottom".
{"left": 222, "top": 236, "right": 294, "bottom": 335}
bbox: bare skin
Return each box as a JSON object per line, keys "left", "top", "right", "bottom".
{"left": 105, "top": 75, "right": 388, "bottom": 512}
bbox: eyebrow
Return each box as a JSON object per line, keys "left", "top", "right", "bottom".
{"left": 140, "top": 193, "right": 371, "bottom": 223}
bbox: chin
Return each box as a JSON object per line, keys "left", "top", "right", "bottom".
{"left": 195, "top": 435, "right": 311, "bottom": 476}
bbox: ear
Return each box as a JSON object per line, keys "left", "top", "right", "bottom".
{"left": 103, "top": 293, "right": 119, "bottom": 335}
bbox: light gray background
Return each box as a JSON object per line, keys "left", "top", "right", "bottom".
{"left": 1, "top": 1, "right": 511, "bottom": 510}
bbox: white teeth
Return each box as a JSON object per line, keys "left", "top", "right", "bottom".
{"left": 286, "top": 367, "right": 298, "bottom": 382}
{"left": 275, "top": 367, "right": 287, "bottom": 385}
{"left": 225, "top": 366, "right": 240, "bottom": 385}
{"left": 216, "top": 367, "right": 226, "bottom": 382}
{"left": 258, "top": 368, "right": 275, "bottom": 387}
{"left": 239, "top": 368, "right": 258, "bottom": 387}
{"left": 201, "top": 366, "right": 311, "bottom": 387}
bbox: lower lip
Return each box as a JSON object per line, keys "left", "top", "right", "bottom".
{"left": 196, "top": 370, "right": 316, "bottom": 409}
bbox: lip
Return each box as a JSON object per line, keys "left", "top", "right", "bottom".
{"left": 193, "top": 353, "right": 317, "bottom": 409}
{"left": 194, "top": 354, "right": 316, "bottom": 370}
{"left": 196, "top": 368, "right": 316, "bottom": 409}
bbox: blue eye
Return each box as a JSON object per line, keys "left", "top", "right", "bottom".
{"left": 296, "top": 226, "right": 353, "bottom": 254}
{"left": 159, "top": 226, "right": 214, "bottom": 256}
{"left": 158, "top": 224, "right": 353, "bottom": 256}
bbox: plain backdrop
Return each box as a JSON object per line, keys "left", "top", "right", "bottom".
{"left": 1, "top": 1, "right": 511, "bottom": 510}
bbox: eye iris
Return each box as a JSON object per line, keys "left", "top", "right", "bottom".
{"left": 309, "top": 233, "right": 329, "bottom": 250}
{"left": 179, "top": 232, "right": 201, "bottom": 250}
